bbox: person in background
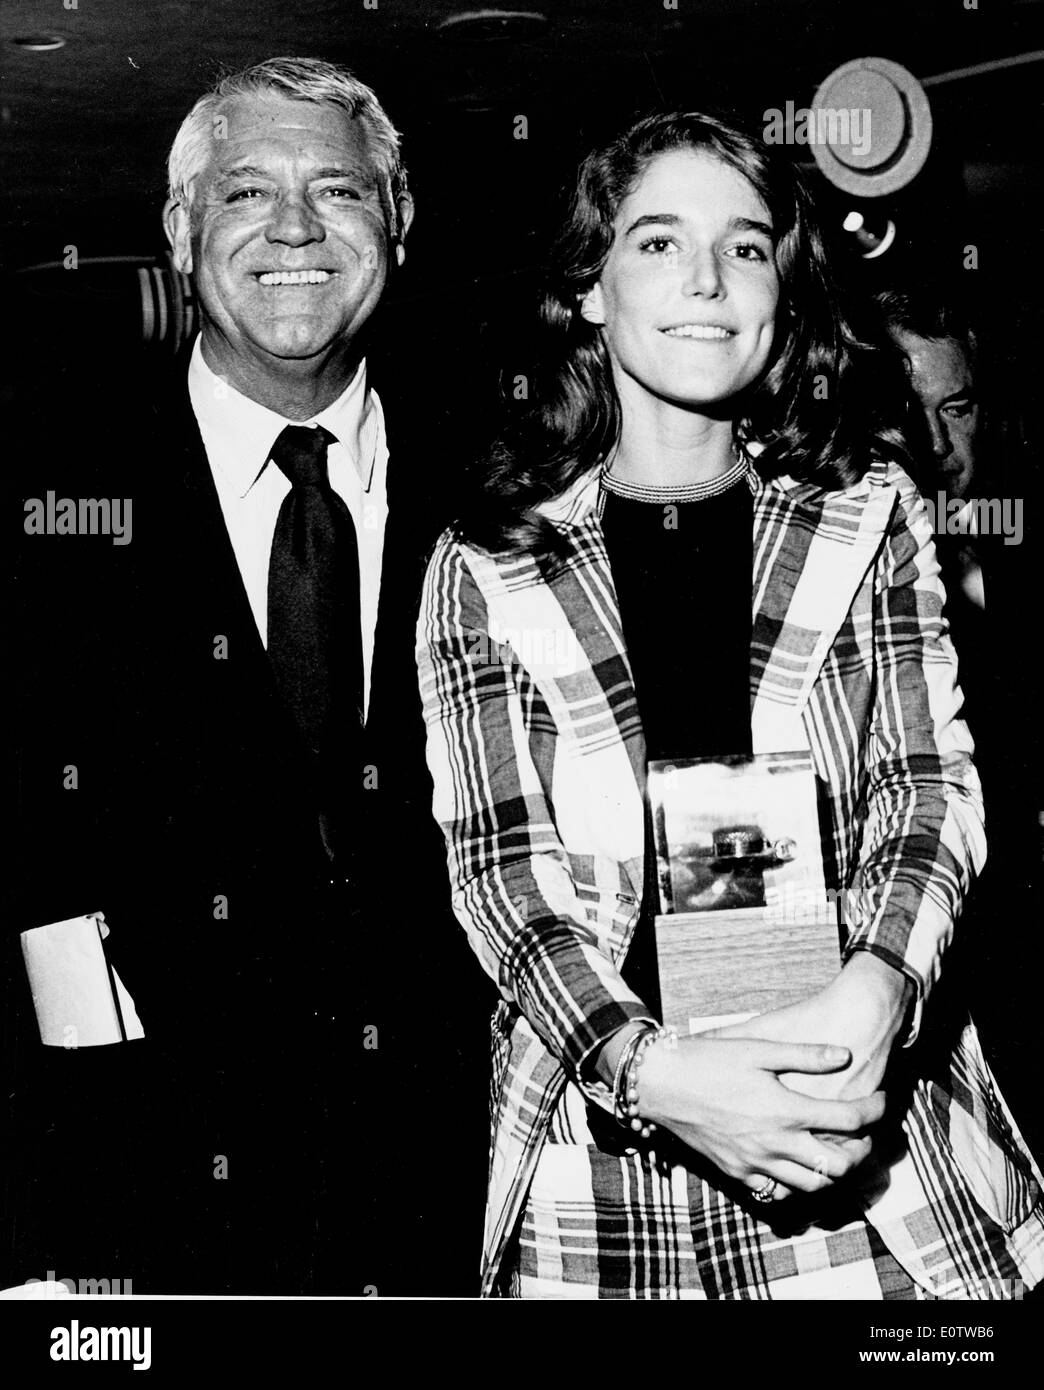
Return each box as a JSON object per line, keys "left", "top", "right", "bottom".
{"left": 877, "top": 285, "right": 1043, "bottom": 1166}
{"left": 876, "top": 290, "right": 983, "bottom": 603}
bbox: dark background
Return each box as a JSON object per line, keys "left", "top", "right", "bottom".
{"left": 2, "top": 0, "right": 1042, "bottom": 389}
{"left": 3, "top": 0, "right": 1042, "bottom": 1291}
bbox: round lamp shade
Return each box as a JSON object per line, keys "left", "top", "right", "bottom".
{"left": 810, "top": 56, "right": 932, "bottom": 197}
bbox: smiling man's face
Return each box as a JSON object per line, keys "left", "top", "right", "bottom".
{"left": 166, "top": 93, "right": 403, "bottom": 391}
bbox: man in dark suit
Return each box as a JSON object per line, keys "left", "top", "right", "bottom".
{"left": 7, "top": 56, "right": 489, "bottom": 1296}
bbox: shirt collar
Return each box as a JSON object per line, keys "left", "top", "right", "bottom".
{"left": 187, "top": 335, "right": 379, "bottom": 499}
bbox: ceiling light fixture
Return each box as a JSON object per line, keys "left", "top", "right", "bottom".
{"left": 9, "top": 34, "right": 67, "bottom": 52}
{"left": 435, "top": 9, "right": 549, "bottom": 42}
{"left": 842, "top": 209, "right": 897, "bottom": 259}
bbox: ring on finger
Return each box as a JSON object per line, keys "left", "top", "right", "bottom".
{"left": 750, "top": 1176, "right": 778, "bottom": 1203}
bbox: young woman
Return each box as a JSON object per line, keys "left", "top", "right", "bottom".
{"left": 416, "top": 111, "right": 1044, "bottom": 1298}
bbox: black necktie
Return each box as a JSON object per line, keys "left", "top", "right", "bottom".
{"left": 267, "top": 425, "right": 364, "bottom": 860}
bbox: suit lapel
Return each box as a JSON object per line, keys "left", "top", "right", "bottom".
{"left": 149, "top": 369, "right": 258, "bottom": 618}
{"left": 144, "top": 370, "right": 302, "bottom": 745}
{"left": 364, "top": 396, "right": 449, "bottom": 748}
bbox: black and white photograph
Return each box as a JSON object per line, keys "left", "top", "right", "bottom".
{"left": 2, "top": 0, "right": 1042, "bottom": 1364}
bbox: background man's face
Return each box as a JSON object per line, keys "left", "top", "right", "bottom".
{"left": 893, "top": 330, "right": 979, "bottom": 501}
{"left": 167, "top": 93, "right": 395, "bottom": 378}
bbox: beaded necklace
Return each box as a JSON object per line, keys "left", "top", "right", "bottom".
{"left": 596, "top": 453, "right": 748, "bottom": 518}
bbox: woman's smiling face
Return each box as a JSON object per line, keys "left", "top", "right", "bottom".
{"left": 581, "top": 147, "right": 780, "bottom": 416}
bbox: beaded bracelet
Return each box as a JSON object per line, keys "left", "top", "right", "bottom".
{"left": 615, "top": 1023, "right": 679, "bottom": 1140}
{"left": 612, "top": 1025, "right": 653, "bottom": 1128}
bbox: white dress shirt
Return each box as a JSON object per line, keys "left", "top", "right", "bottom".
{"left": 187, "top": 337, "right": 389, "bottom": 718}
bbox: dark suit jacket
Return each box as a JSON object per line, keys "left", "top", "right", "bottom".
{"left": 5, "top": 348, "right": 493, "bottom": 1295}
{"left": 935, "top": 531, "right": 1044, "bottom": 1165}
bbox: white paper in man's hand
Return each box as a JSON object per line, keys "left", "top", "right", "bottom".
{"left": 20, "top": 913, "right": 145, "bottom": 1047}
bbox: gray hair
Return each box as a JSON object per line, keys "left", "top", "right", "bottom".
{"left": 166, "top": 56, "right": 409, "bottom": 237}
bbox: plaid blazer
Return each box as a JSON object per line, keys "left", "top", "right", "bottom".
{"left": 417, "top": 456, "right": 1044, "bottom": 1297}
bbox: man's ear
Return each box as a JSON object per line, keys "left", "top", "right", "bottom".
{"left": 163, "top": 197, "right": 193, "bottom": 275}
{"left": 392, "top": 192, "right": 415, "bottom": 268}
{"left": 578, "top": 282, "right": 606, "bottom": 326}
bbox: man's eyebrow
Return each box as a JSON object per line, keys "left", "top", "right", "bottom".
{"left": 213, "top": 163, "right": 376, "bottom": 186}
{"left": 312, "top": 165, "right": 375, "bottom": 182}
{"left": 623, "top": 212, "right": 774, "bottom": 237}
{"left": 214, "top": 165, "right": 271, "bottom": 184}
{"left": 940, "top": 388, "right": 978, "bottom": 405}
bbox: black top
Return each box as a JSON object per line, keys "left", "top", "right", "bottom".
{"left": 601, "top": 476, "right": 754, "bottom": 761}
{"left": 601, "top": 474, "right": 754, "bottom": 1008}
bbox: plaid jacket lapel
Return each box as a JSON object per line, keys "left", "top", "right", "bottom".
{"left": 538, "top": 460, "right": 900, "bottom": 761}
{"left": 481, "top": 473, "right": 647, "bottom": 903}
{"left": 748, "top": 466, "right": 899, "bottom": 751}
{"left": 514, "top": 462, "right": 900, "bottom": 899}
